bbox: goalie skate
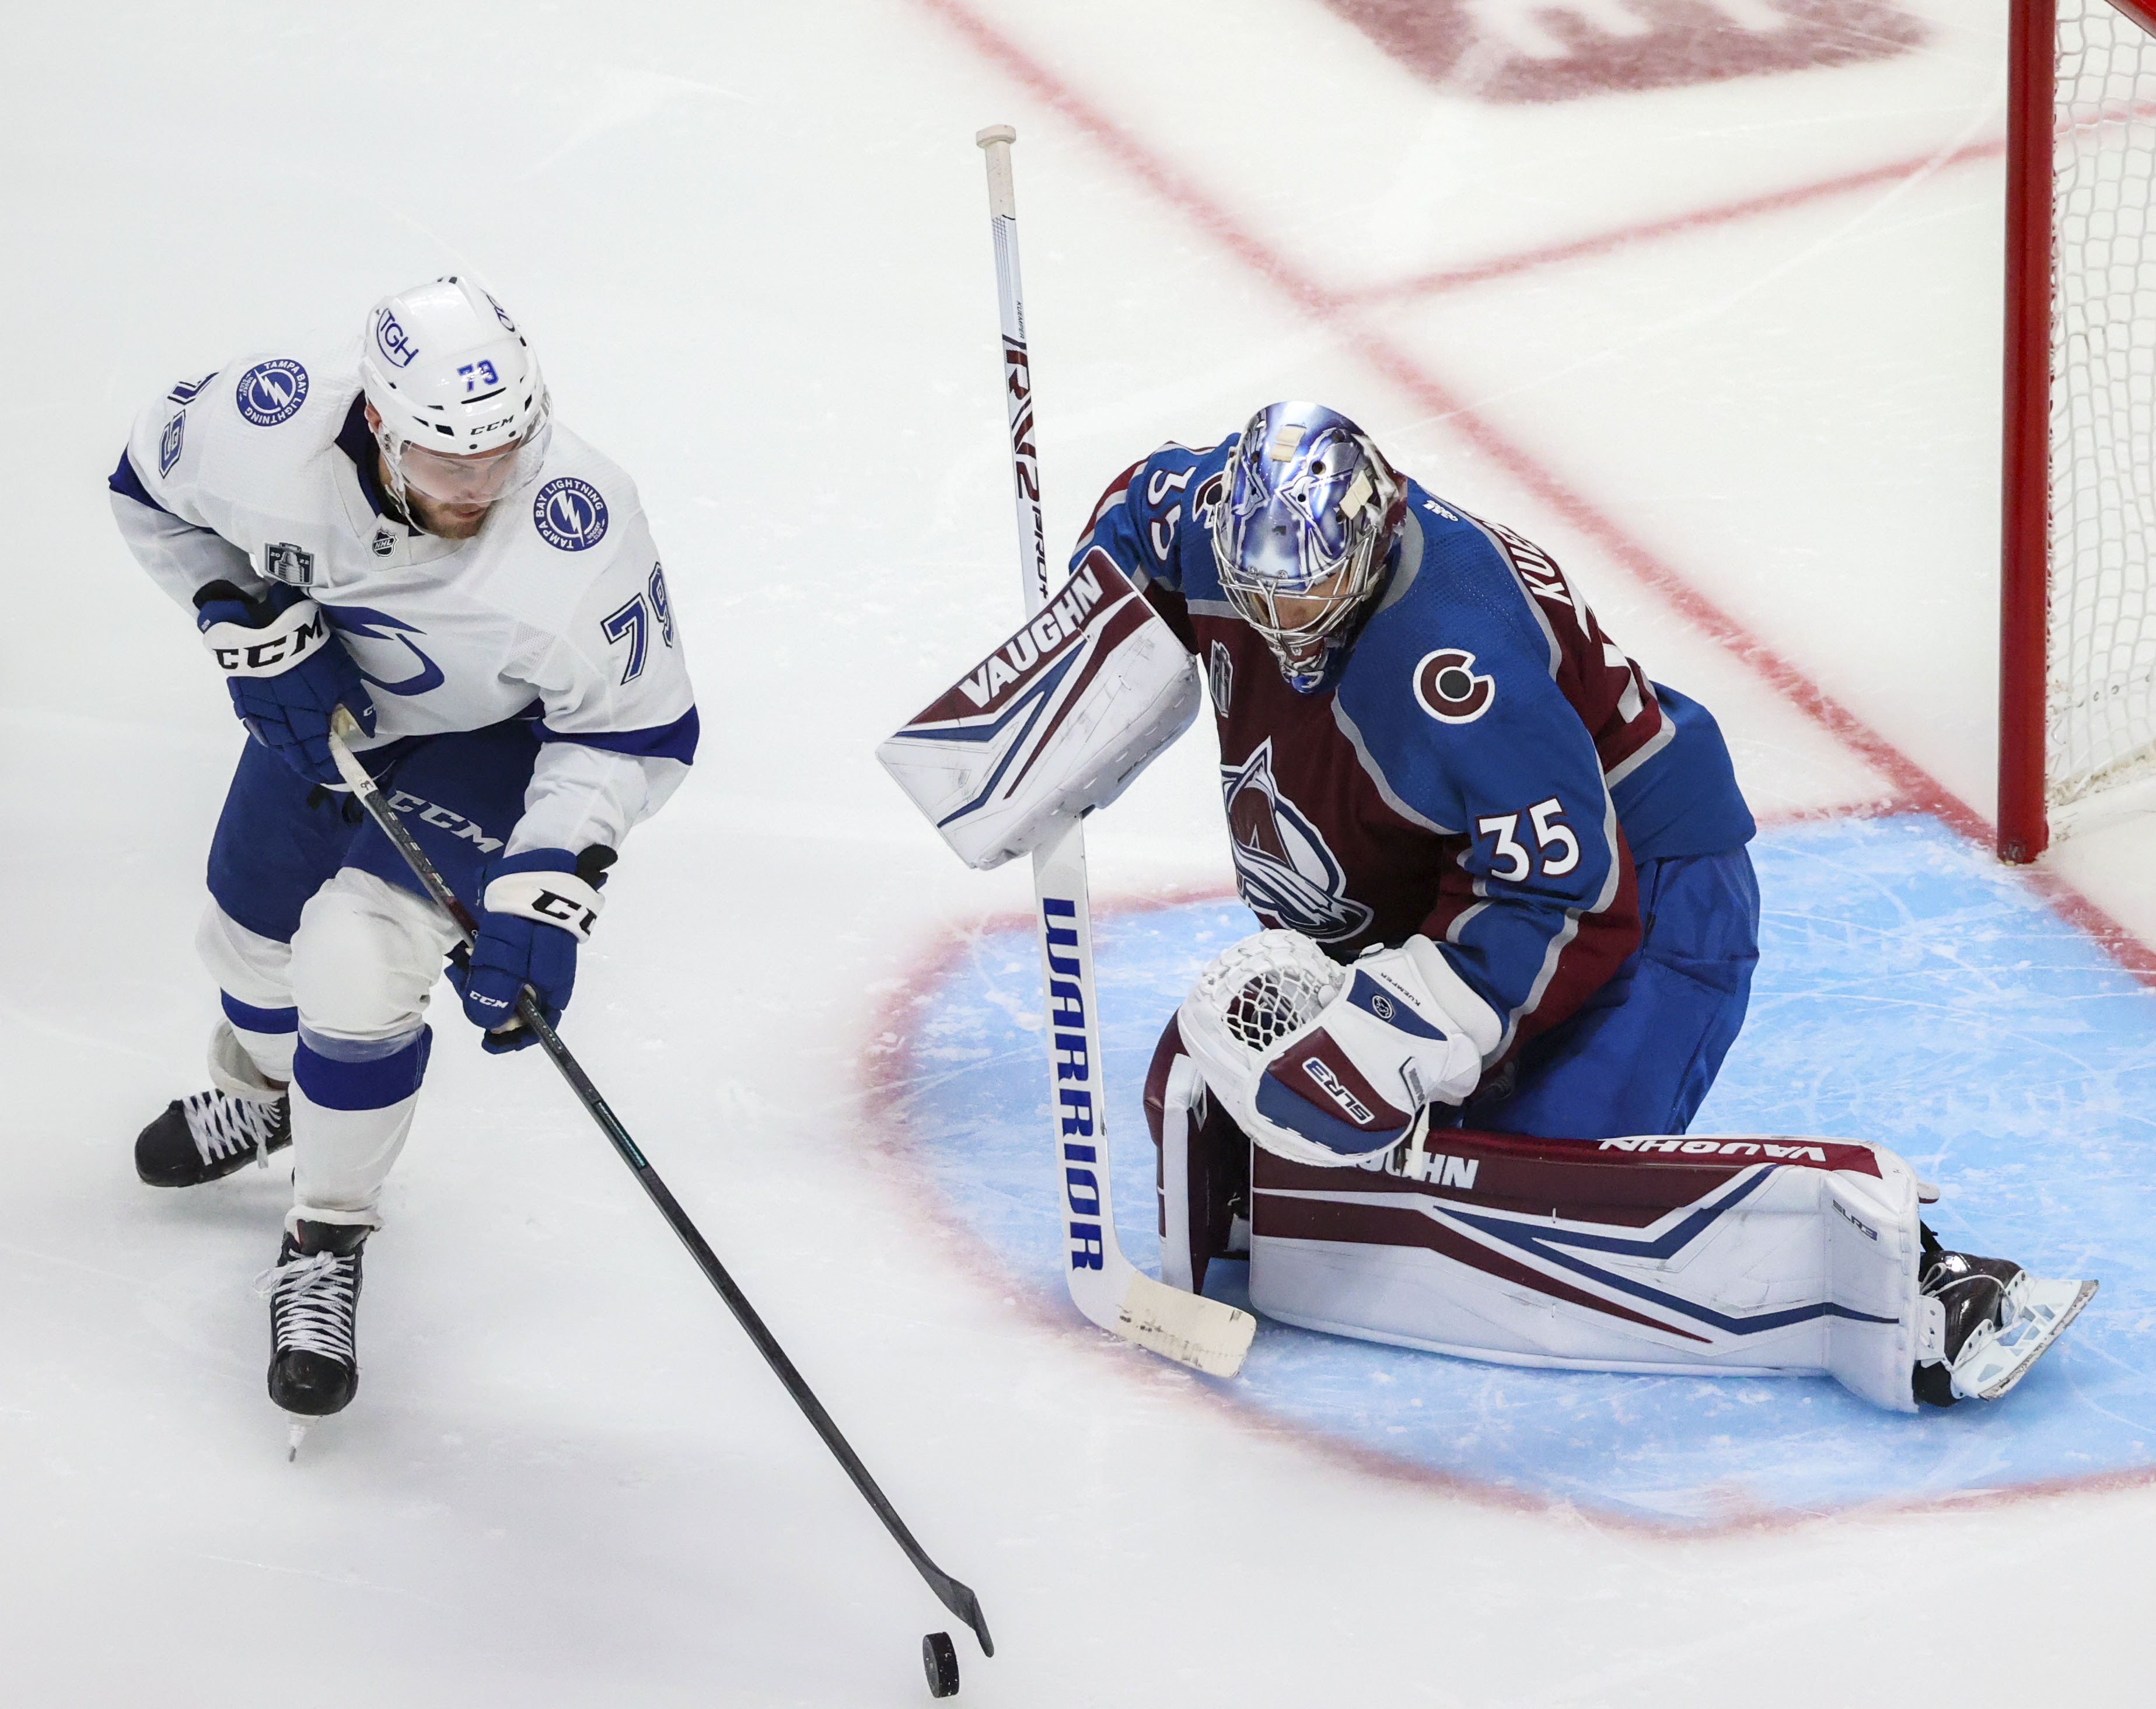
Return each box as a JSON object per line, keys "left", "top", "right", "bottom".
{"left": 1948, "top": 1273, "right": 2098, "bottom": 1403}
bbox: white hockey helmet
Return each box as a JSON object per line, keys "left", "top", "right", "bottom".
{"left": 355, "top": 275, "right": 551, "bottom": 509}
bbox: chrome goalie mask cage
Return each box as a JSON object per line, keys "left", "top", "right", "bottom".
{"left": 354, "top": 275, "right": 553, "bottom": 513}
{"left": 1208, "top": 402, "right": 1406, "bottom": 693}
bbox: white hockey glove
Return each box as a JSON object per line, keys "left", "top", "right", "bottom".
{"left": 877, "top": 548, "right": 1200, "bottom": 869}
{"left": 1177, "top": 931, "right": 1500, "bottom": 1168}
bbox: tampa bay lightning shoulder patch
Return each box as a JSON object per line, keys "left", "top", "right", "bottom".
{"left": 533, "top": 476, "right": 609, "bottom": 551}
{"left": 233, "top": 359, "right": 309, "bottom": 427}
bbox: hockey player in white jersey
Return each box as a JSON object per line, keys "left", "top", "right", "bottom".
{"left": 111, "top": 277, "right": 697, "bottom": 1422}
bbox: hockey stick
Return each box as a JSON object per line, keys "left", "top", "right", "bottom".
{"left": 323, "top": 708, "right": 994, "bottom": 1661}
{"left": 975, "top": 126, "right": 1255, "bottom": 1379}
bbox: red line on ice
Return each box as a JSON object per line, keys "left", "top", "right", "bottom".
{"left": 911, "top": 0, "right": 2156, "bottom": 987}
{"left": 1340, "top": 139, "right": 2006, "bottom": 305}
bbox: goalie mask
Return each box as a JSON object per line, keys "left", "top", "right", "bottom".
{"left": 355, "top": 275, "right": 553, "bottom": 514}
{"left": 1208, "top": 402, "right": 1407, "bottom": 694}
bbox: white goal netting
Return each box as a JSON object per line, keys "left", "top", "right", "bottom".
{"left": 2049, "top": 0, "right": 2156, "bottom": 810}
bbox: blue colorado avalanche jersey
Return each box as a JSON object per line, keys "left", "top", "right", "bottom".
{"left": 1074, "top": 438, "right": 1755, "bottom": 1058}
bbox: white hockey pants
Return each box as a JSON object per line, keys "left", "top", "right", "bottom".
{"left": 198, "top": 868, "right": 461, "bottom": 1232}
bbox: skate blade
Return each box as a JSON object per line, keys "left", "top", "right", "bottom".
{"left": 286, "top": 1418, "right": 310, "bottom": 1462}
{"left": 1952, "top": 1277, "right": 2098, "bottom": 1403}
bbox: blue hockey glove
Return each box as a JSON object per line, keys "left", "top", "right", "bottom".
{"left": 194, "top": 581, "right": 376, "bottom": 784}
{"left": 449, "top": 848, "right": 612, "bottom": 1053}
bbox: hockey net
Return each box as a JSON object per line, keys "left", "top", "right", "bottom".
{"left": 2001, "top": 0, "right": 2156, "bottom": 860}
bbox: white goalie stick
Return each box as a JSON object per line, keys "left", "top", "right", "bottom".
{"left": 974, "top": 125, "right": 1255, "bottom": 1378}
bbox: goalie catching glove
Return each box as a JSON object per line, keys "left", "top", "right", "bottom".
{"left": 1177, "top": 930, "right": 1501, "bottom": 1167}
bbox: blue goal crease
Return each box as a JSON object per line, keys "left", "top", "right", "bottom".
{"left": 890, "top": 815, "right": 2156, "bottom": 1526}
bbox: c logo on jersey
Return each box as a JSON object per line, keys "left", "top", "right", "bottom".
{"left": 234, "top": 359, "right": 309, "bottom": 427}
{"left": 158, "top": 412, "right": 185, "bottom": 476}
{"left": 1221, "top": 740, "right": 1374, "bottom": 943}
{"left": 533, "top": 477, "right": 609, "bottom": 551}
{"left": 1414, "top": 648, "right": 1495, "bottom": 725}
{"left": 325, "top": 605, "right": 446, "bottom": 697}
{"left": 373, "top": 309, "right": 420, "bottom": 369}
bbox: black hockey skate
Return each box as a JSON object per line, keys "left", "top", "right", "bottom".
{"left": 136, "top": 1025, "right": 291, "bottom": 1187}
{"left": 256, "top": 1221, "right": 368, "bottom": 1417}
{"left": 135, "top": 1087, "right": 289, "bottom": 1187}
{"left": 1913, "top": 1226, "right": 2097, "bottom": 1407}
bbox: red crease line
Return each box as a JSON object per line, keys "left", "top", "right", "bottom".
{"left": 1342, "top": 139, "right": 2006, "bottom": 305}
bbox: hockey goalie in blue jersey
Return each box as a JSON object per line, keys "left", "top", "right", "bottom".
{"left": 882, "top": 400, "right": 2093, "bottom": 1413}
{"left": 111, "top": 277, "right": 697, "bottom": 1425}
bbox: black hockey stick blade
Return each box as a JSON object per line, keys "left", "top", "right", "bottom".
{"left": 324, "top": 707, "right": 995, "bottom": 1659}
{"left": 930, "top": 1571, "right": 993, "bottom": 1658}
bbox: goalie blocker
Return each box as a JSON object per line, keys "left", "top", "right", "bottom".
{"left": 878, "top": 548, "right": 1200, "bottom": 869}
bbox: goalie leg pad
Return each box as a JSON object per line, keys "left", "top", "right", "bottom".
{"left": 1245, "top": 1127, "right": 1934, "bottom": 1411}
{"left": 1144, "top": 1016, "right": 1250, "bottom": 1296}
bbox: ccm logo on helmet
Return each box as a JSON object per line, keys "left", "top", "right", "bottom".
{"left": 1414, "top": 648, "right": 1495, "bottom": 725}
{"left": 533, "top": 477, "right": 609, "bottom": 551}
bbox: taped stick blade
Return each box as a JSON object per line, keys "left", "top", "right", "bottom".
{"left": 1113, "top": 1272, "right": 1256, "bottom": 1377}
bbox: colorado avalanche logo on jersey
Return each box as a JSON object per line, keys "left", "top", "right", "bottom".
{"left": 533, "top": 477, "right": 609, "bottom": 551}
{"left": 234, "top": 359, "right": 309, "bottom": 427}
{"left": 1413, "top": 648, "right": 1495, "bottom": 724}
{"left": 1221, "top": 740, "right": 1374, "bottom": 943}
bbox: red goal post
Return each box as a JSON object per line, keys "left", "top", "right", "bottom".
{"left": 2000, "top": 0, "right": 2156, "bottom": 862}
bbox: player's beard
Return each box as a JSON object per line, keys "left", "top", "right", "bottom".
{"left": 407, "top": 490, "right": 494, "bottom": 540}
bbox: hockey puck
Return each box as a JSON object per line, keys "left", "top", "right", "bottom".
{"left": 922, "top": 1631, "right": 960, "bottom": 1698}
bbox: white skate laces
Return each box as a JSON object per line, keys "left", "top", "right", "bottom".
{"left": 181, "top": 1088, "right": 286, "bottom": 1170}
{"left": 253, "top": 1249, "right": 360, "bottom": 1365}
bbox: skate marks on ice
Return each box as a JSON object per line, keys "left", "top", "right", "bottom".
{"left": 878, "top": 816, "right": 2154, "bottom": 1529}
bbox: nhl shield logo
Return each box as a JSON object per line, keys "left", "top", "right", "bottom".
{"left": 233, "top": 359, "right": 309, "bottom": 427}
{"left": 533, "top": 476, "right": 609, "bottom": 551}
{"left": 1220, "top": 739, "right": 1374, "bottom": 943}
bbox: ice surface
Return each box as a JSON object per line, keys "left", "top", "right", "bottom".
{"left": 894, "top": 817, "right": 2152, "bottom": 1526}
{"left": 5, "top": 0, "right": 2155, "bottom": 1704}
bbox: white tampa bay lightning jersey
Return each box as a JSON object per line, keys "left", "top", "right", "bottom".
{"left": 110, "top": 341, "right": 697, "bottom": 857}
